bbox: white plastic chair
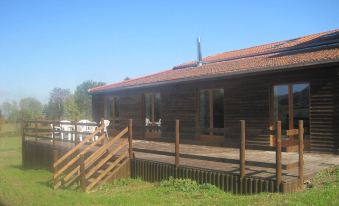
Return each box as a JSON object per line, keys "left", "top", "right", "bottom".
{"left": 77, "top": 120, "right": 90, "bottom": 141}
{"left": 50, "top": 123, "right": 61, "bottom": 141}
{"left": 155, "top": 118, "right": 161, "bottom": 126}
{"left": 60, "top": 120, "right": 74, "bottom": 141}
{"left": 145, "top": 118, "right": 152, "bottom": 126}
{"left": 77, "top": 120, "right": 98, "bottom": 141}
{"left": 100, "top": 120, "right": 110, "bottom": 138}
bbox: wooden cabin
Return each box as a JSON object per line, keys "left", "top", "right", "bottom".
{"left": 89, "top": 29, "right": 339, "bottom": 154}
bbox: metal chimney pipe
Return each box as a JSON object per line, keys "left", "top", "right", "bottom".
{"left": 197, "top": 37, "right": 203, "bottom": 66}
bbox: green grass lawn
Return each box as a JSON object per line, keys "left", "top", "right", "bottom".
{"left": 0, "top": 123, "right": 338, "bottom": 206}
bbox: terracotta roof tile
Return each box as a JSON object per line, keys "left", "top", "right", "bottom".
{"left": 89, "top": 29, "right": 339, "bottom": 94}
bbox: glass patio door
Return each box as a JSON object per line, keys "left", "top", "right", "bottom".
{"left": 144, "top": 93, "right": 161, "bottom": 138}
{"left": 198, "top": 89, "right": 224, "bottom": 141}
{"left": 273, "top": 83, "right": 310, "bottom": 146}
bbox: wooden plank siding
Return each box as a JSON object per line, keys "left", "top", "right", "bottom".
{"left": 161, "top": 85, "right": 197, "bottom": 140}
{"left": 309, "top": 68, "right": 339, "bottom": 153}
{"left": 92, "top": 65, "right": 339, "bottom": 153}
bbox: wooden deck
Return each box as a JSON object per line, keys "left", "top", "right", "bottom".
{"left": 24, "top": 137, "right": 339, "bottom": 184}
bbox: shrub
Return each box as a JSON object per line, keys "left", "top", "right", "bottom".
{"left": 160, "top": 177, "right": 200, "bottom": 192}
{"left": 159, "top": 177, "right": 219, "bottom": 193}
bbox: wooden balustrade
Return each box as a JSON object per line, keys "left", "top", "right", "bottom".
{"left": 133, "top": 119, "right": 305, "bottom": 193}
{"left": 49, "top": 119, "right": 133, "bottom": 192}
{"left": 22, "top": 118, "right": 304, "bottom": 193}
{"left": 22, "top": 119, "right": 100, "bottom": 144}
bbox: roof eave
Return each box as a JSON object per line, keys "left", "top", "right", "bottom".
{"left": 89, "top": 60, "right": 339, "bottom": 95}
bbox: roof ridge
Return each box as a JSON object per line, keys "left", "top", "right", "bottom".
{"left": 204, "top": 29, "right": 338, "bottom": 59}
{"left": 89, "top": 29, "right": 339, "bottom": 94}
{"left": 173, "top": 29, "right": 339, "bottom": 69}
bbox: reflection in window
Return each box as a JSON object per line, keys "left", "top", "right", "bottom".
{"left": 199, "top": 90, "right": 209, "bottom": 129}
{"left": 293, "top": 84, "right": 310, "bottom": 135}
{"left": 274, "top": 85, "right": 289, "bottom": 131}
{"left": 213, "top": 89, "right": 224, "bottom": 129}
{"left": 273, "top": 83, "right": 310, "bottom": 135}
{"left": 155, "top": 94, "right": 161, "bottom": 123}
{"left": 144, "top": 93, "right": 161, "bottom": 127}
{"left": 145, "top": 94, "right": 152, "bottom": 124}
{"left": 105, "top": 96, "right": 119, "bottom": 119}
{"left": 199, "top": 89, "right": 224, "bottom": 135}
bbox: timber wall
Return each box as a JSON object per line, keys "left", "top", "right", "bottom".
{"left": 92, "top": 66, "right": 339, "bottom": 153}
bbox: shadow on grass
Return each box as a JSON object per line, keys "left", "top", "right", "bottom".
{"left": 9, "top": 164, "right": 51, "bottom": 172}
{"left": 7, "top": 164, "right": 54, "bottom": 189}
{"left": 37, "top": 180, "right": 54, "bottom": 189}
{"left": 9, "top": 164, "right": 25, "bottom": 171}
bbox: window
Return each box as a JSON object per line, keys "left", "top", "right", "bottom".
{"left": 104, "top": 96, "right": 119, "bottom": 120}
{"left": 199, "top": 89, "right": 224, "bottom": 135}
{"left": 144, "top": 93, "right": 161, "bottom": 126}
{"left": 273, "top": 83, "right": 310, "bottom": 135}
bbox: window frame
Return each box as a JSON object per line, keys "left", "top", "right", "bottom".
{"left": 270, "top": 81, "right": 311, "bottom": 134}
{"left": 144, "top": 92, "right": 161, "bottom": 126}
{"left": 197, "top": 88, "right": 224, "bottom": 137}
{"left": 104, "top": 96, "right": 120, "bottom": 121}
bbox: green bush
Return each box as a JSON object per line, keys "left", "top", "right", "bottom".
{"left": 159, "top": 177, "right": 219, "bottom": 193}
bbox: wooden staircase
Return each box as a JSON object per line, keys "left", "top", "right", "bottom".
{"left": 53, "top": 120, "right": 133, "bottom": 192}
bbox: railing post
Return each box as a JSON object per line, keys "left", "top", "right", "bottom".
{"left": 128, "top": 119, "right": 133, "bottom": 158}
{"left": 74, "top": 121, "right": 78, "bottom": 144}
{"left": 100, "top": 118, "right": 105, "bottom": 144}
{"left": 276, "top": 121, "right": 282, "bottom": 192}
{"left": 298, "top": 120, "right": 304, "bottom": 188}
{"left": 53, "top": 149, "right": 59, "bottom": 189}
{"left": 240, "top": 120, "right": 246, "bottom": 178}
{"left": 21, "top": 119, "right": 26, "bottom": 168}
{"left": 52, "top": 122, "right": 56, "bottom": 146}
{"left": 35, "top": 121, "right": 38, "bottom": 141}
{"left": 79, "top": 153, "right": 86, "bottom": 192}
{"left": 175, "top": 119, "right": 180, "bottom": 169}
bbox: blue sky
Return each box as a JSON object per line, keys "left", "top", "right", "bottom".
{"left": 0, "top": 0, "right": 338, "bottom": 104}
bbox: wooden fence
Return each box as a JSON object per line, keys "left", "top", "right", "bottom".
{"left": 21, "top": 118, "right": 305, "bottom": 193}
{"left": 22, "top": 119, "right": 99, "bottom": 143}
{"left": 132, "top": 119, "right": 305, "bottom": 193}
{"left": 21, "top": 119, "right": 101, "bottom": 169}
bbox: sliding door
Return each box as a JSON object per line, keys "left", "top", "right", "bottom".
{"left": 198, "top": 88, "right": 224, "bottom": 142}
{"left": 144, "top": 93, "right": 161, "bottom": 138}
{"left": 104, "top": 96, "right": 120, "bottom": 134}
{"left": 273, "top": 83, "right": 310, "bottom": 146}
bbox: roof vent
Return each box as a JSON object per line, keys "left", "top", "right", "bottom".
{"left": 197, "top": 37, "right": 203, "bottom": 66}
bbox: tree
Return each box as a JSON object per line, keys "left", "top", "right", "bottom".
{"left": 63, "top": 95, "right": 81, "bottom": 120}
{"left": 74, "top": 80, "right": 105, "bottom": 119}
{"left": 124, "top": 77, "right": 130, "bottom": 81}
{"left": 0, "top": 109, "right": 3, "bottom": 131}
{"left": 19, "top": 97, "right": 43, "bottom": 120}
{"left": 45, "top": 88, "right": 71, "bottom": 120}
{"left": 1, "top": 101, "right": 19, "bottom": 123}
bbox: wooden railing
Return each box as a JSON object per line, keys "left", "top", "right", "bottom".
{"left": 22, "top": 120, "right": 99, "bottom": 145}
{"left": 53, "top": 123, "right": 106, "bottom": 189}
{"left": 52, "top": 119, "right": 133, "bottom": 192}
{"left": 133, "top": 119, "right": 304, "bottom": 192}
